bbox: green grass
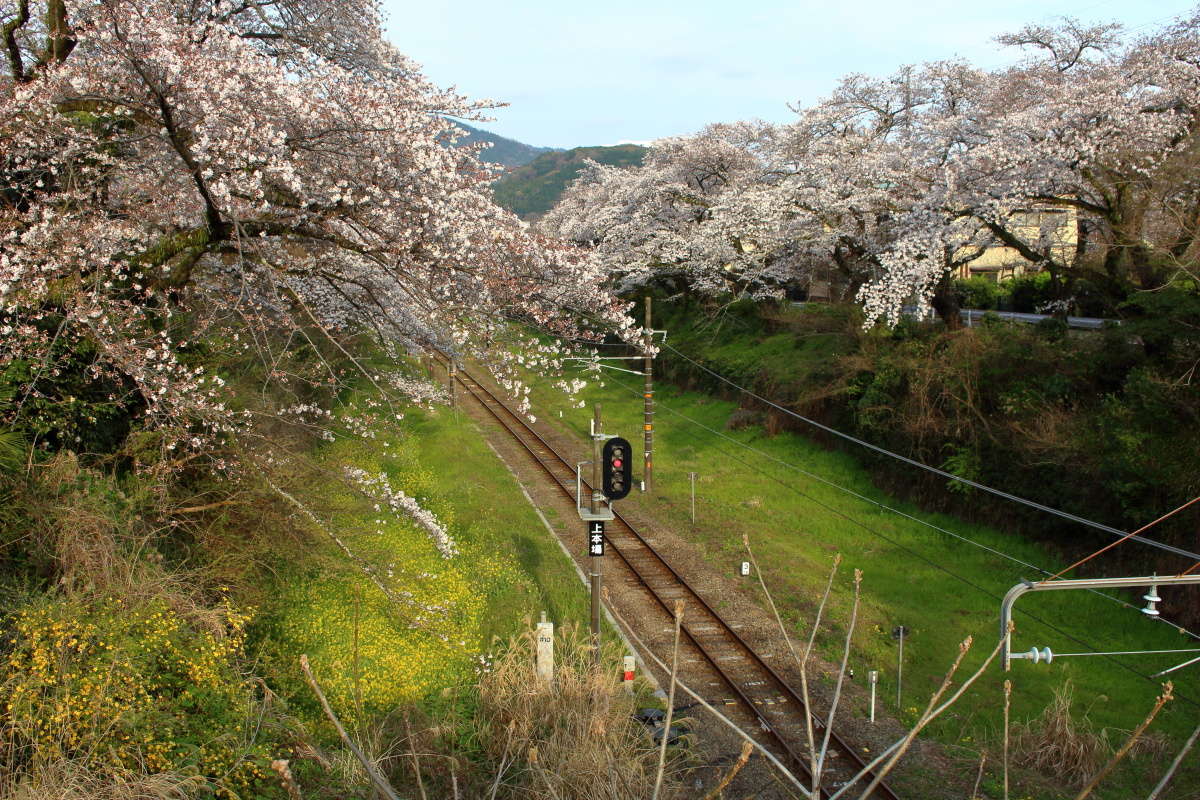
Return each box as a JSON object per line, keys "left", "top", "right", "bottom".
{"left": 403, "top": 406, "right": 591, "bottom": 634}
{"left": 252, "top": 383, "right": 591, "bottom": 722}
{"left": 518, "top": 362, "right": 1199, "bottom": 799}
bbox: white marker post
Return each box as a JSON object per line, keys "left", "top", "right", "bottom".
{"left": 623, "top": 654, "right": 636, "bottom": 693}
{"left": 892, "top": 625, "right": 908, "bottom": 709}
{"left": 689, "top": 471, "right": 697, "bottom": 526}
{"left": 869, "top": 670, "right": 878, "bottom": 723}
{"left": 535, "top": 613, "right": 554, "bottom": 686}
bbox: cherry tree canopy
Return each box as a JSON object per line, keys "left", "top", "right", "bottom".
{"left": 0, "top": 0, "right": 629, "bottom": 451}
{"left": 543, "top": 13, "right": 1200, "bottom": 327}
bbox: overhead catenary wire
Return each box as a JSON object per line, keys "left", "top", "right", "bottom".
{"left": 595, "top": 369, "right": 1200, "bottom": 635}
{"left": 1052, "top": 648, "right": 1200, "bottom": 658}
{"left": 583, "top": 370, "right": 1199, "bottom": 706}
{"left": 1043, "top": 494, "right": 1200, "bottom": 582}
{"left": 659, "top": 341, "right": 1200, "bottom": 564}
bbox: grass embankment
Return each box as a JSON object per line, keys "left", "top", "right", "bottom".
{"left": 252, "top": 393, "right": 590, "bottom": 717}
{"left": 518, "top": 352, "right": 1199, "bottom": 799}
{"left": 242, "top": 385, "right": 598, "bottom": 790}
{"left": 655, "top": 296, "right": 1200, "bottom": 563}
{"left": 0, "top": 363, "right": 598, "bottom": 798}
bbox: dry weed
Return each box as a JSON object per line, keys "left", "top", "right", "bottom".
{"left": 0, "top": 759, "right": 202, "bottom": 800}
{"left": 21, "top": 452, "right": 233, "bottom": 637}
{"left": 1010, "top": 682, "right": 1112, "bottom": 786}
{"left": 476, "top": 623, "right": 684, "bottom": 800}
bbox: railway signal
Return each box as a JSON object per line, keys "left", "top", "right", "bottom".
{"left": 574, "top": 407, "right": 639, "bottom": 665}
{"left": 602, "top": 437, "right": 633, "bottom": 500}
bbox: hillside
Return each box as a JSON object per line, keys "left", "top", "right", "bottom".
{"left": 447, "top": 120, "right": 560, "bottom": 167}
{"left": 492, "top": 144, "right": 647, "bottom": 218}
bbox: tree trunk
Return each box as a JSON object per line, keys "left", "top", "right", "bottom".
{"left": 931, "top": 270, "right": 962, "bottom": 330}
{"left": 43, "top": 0, "right": 75, "bottom": 65}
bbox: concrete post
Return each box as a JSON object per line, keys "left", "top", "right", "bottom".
{"left": 535, "top": 612, "right": 554, "bottom": 686}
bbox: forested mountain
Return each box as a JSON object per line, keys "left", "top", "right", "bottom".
{"left": 493, "top": 144, "right": 647, "bottom": 218}
{"left": 449, "top": 121, "right": 560, "bottom": 167}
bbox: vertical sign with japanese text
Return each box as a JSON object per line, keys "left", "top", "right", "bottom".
{"left": 588, "top": 520, "right": 605, "bottom": 556}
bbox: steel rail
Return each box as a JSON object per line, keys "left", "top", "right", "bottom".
{"left": 454, "top": 370, "right": 815, "bottom": 770}
{"left": 441, "top": 356, "right": 900, "bottom": 800}
{"left": 449, "top": 365, "right": 815, "bottom": 780}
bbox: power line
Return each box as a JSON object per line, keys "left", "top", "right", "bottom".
{"left": 563, "top": 336, "right": 1200, "bottom": 641}
{"left": 591, "top": 372, "right": 1199, "bottom": 706}
{"left": 660, "top": 341, "right": 1200, "bottom": 563}
{"left": 564, "top": 337, "right": 632, "bottom": 348}
{"left": 1046, "top": 495, "right": 1200, "bottom": 581}
{"left": 596, "top": 370, "right": 1200, "bottom": 640}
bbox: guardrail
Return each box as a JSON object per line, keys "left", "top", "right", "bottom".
{"left": 960, "top": 309, "right": 1119, "bottom": 330}
{"left": 791, "top": 302, "right": 1121, "bottom": 330}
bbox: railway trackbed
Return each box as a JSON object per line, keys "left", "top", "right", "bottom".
{"left": 445, "top": 360, "right": 901, "bottom": 800}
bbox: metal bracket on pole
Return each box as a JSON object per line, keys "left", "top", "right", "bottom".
{"left": 589, "top": 419, "right": 618, "bottom": 441}
{"left": 576, "top": 461, "right": 614, "bottom": 522}
{"left": 1156, "top": 652, "right": 1200, "bottom": 677}
{"left": 1001, "top": 574, "right": 1200, "bottom": 670}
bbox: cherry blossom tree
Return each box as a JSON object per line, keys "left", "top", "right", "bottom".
{"left": 545, "top": 12, "right": 1200, "bottom": 328}
{"left": 542, "top": 122, "right": 783, "bottom": 298}
{"left": 0, "top": 0, "right": 630, "bottom": 457}
{"left": 858, "top": 16, "right": 1200, "bottom": 324}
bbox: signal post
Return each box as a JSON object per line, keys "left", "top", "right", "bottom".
{"left": 589, "top": 406, "right": 603, "bottom": 664}
{"left": 576, "top": 404, "right": 633, "bottom": 666}
{"left": 643, "top": 296, "right": 653, "bottom": 493}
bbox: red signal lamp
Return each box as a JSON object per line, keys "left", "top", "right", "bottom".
{"left": 602, "top": 437, "right": 634, "bottom": 500}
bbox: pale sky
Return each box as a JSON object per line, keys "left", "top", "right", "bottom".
{"left": 380, "top": 0, "right": 1199, "bottom": 149}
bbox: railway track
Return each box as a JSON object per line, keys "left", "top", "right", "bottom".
{"left": 446, "top": 359, "right": 900, "bottom": 800}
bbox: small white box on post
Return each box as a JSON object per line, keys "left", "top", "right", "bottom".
{"left": 535, "top": 613, "right": 554, "bottom": 686}
{"left": 740, "top": 561, "right": 750, "bottom": 577}
{"left": 623, "top": 654, "right": 636, "bottom": 692}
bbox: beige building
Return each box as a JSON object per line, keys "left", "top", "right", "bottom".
{"left": 956, "top": 205, "right": 1078, "bottom": 281}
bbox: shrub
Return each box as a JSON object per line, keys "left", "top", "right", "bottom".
{"left": 1007, "top": 271, "right": 1055, "bottom": 313}
{"left": 2, "top": 596, "right": 278, "bottom": 798}
{"left": 955, "top": 276, "right": 1009, "bottom": 310}
{"left": 0, "top": 322, "right": 143, "bottom": 458}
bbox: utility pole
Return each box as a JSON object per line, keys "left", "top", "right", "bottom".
{"left": 643, "top": 296, "right": 653, "bottom": 494}
{"left": 590, "top": 404, "right": 603, "bottom": 665}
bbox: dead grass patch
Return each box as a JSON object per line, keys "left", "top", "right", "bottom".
{"left": 476, "top": 623, "right": 686, "bottom": 799}
{"left": 1010, "top": 681, "right": 1112, "bottom": 786}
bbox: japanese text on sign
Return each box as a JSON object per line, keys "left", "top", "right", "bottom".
{"left": 588, "top": 520, "right": 605, "bottom": 556}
